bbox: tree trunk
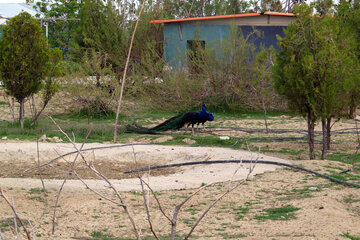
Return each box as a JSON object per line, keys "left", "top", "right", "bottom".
{"left": 30, "top": 99, "right": 49, "bottom": 127}
{"left": 19, "top": 98, "right": 25, "bottom": 129}
{"left": 321, "top": 118, "right": 327, "bottom": 160}
{"left": 307, "top": 110, "right": 316, "bottom": 160}
{"left": 261, "top": 96, "right": 269, "bottom": 133}
{"left": 349, "top": 96, "right": 356, "bottom": 119}
{"left": 326, "top": 117, "right": 331, "bottom": 150}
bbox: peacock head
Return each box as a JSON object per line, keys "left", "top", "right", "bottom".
{"left": 208, "top": 112, "right": 214, "bottom": 121}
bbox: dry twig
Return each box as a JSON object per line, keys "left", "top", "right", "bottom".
{"left": 0, "top": 188, "right": 31, "bottom": 240}
{"left": 184, "top": 160, "right": 257, "bottom": 239}
{"left": 132, "top": 145, "right": 160, "bottom": 240}
{"left": 170, "top": 184, "right": 211, "bottom": 240}
{"left": 49, "top": 117, "right": 92, "bottom": 234}
{"left": 52, "top": 149, "right": 126, "bottom": 207}
{"left": 0, "top": 229, "right": 5, "bottom": 240}
{"left": 50, "top": 117, "right": 140, "bottom": 239}
{"left": 36, "top": 126, "right": 46, "bottom": 193}
{"left": 11, "top": 197, "right": 18, "bottom": 240}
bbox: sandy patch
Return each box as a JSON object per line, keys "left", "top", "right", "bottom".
{"left": 0, "top": 142, "right": 289, "bottom": 192}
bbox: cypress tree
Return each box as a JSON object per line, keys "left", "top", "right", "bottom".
{"left": 0, "top": 12, "right": 50, "bottom": 128}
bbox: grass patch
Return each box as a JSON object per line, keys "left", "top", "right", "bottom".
{"left": 344, "top": 197, "right": 360, "bottom": 204}
{"left": 91, "top": 230, "right": 124, "bottom": 240}
{"left": 327, "top": 172, "right": 360, "bottom": 185}
{"left": 254, "top": 205, "right": 300, "bottom": 221}
{"left": 340, "top": 232, "right": 360, "bottom": 240}
{"left": 181, "top": 217, "right": 196, "bottom": 227}
{"left": 28, "top": 196, "right": 45, "bottom": 202}
{"left": 219, "top": 233, "right": 247, "bottom": 239}
{"left": 232, "top": 206, "right": 249, "bottom": 220}
{"left": 261, "top": 147, "right": 305, "bottom": 156}
{"left": 28, "top": 188, "right": 46, "bottom": 194}
{"left": 278, "top": 193, "right": 313, "bottom": 201}
{"left": 0, "top": 112, "right": 129, "bottom": 142}
{"left": 184, "top": 208, "right": 201, "bottom": 215}
{"left": 326, "top": 153, "right": 360, "bottom": 167}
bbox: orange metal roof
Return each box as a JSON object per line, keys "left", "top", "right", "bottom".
{"left": 150, "top": 12, "right": 295, "bottom": 24}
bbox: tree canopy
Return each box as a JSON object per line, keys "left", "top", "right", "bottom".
{"left": 0, "top": 12, "right": 51, "bottom": 128}
{"left": 272, "top": 3, "right": 360, "bottom": 159}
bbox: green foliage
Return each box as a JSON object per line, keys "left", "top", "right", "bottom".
{"left": 219, "top": 233, "right": 247, "bottom": 239}
{"left": 0, "top": 12, "right": 51, "bottom": 127}
{"left": 0, "top": 12, "right": 50, "bottom": 101}
{"left": 78, "top": 96, "right": 115, "bottom": 119}
{"left": 336, "top": 1, "right": 360, "bottom": 117}
{"left": 162, "top": 0, "right": 263, "bottom": 18}
{"left": 272, "top": 4, "right": 359, "bottom": 120}
{"left": 41, "top": 47, "right": 63, "bottom": 104}
{"left": 73, "top": 0, "right": 126, "bottom": 73}
{"left": 27, "top": 0, "right": 82, "bottom": 56}
{"left": 272, "top": 3, "right": 360, "bottom": 159}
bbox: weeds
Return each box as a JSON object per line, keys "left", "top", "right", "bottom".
{"left": 219, "top": 233, "right": 247, "bottom": 238}
{"left": 254, "top": 205, "right": 300, "bottom": 221}
{"left": 340, "top": 232, "right": 360, "bottom": 240}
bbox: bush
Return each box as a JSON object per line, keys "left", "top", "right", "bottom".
{"left": 129, "top": 25, "right": 285, "bottom": 112}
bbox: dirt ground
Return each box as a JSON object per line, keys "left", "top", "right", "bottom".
{"left": 0, "top": 93, "right": 360, "bottom": 239}
{"left": 0, "top": 142, "right": 359, "bottom": 240}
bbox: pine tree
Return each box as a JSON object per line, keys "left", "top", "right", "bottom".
{"left": 0, "top": 12, "right": 50, "bottom": 128}
{"left": 272, "top": 4, "right": 359, "bottom": 159}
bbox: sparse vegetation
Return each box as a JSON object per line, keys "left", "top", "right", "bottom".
{"left": 340, "top": 232, "right": 360, "bottom": 240}
{"left": 254, "top": 205, "right": 300, "bottom": 221}
{"left": 1, "top": 1, "right": 360, "bottom": 240}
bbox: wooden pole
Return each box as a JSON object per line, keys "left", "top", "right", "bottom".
{"left": 113, "top": 0, "right": 146, "bottom": 142}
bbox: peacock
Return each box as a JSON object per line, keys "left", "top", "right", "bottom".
{"left": 126, "top": 104, "right": 214, "bottom": 134}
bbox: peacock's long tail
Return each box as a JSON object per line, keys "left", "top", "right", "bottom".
{"left": 125, "top": 112, "right": 194, "bottom": 134}
{"left": 126, "top": 105, "right": 214, "bottom": 134}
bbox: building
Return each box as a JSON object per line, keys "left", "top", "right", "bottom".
{"left": 150, "top": 12, "right": 295, "bottom": 71}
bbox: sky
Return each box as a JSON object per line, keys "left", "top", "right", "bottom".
{"left": 0, "top": 1, "right": 27, "bottom": 3}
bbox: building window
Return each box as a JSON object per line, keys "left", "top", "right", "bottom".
{"left": 187, "top": 40, "right": 205, "bottom": 74}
